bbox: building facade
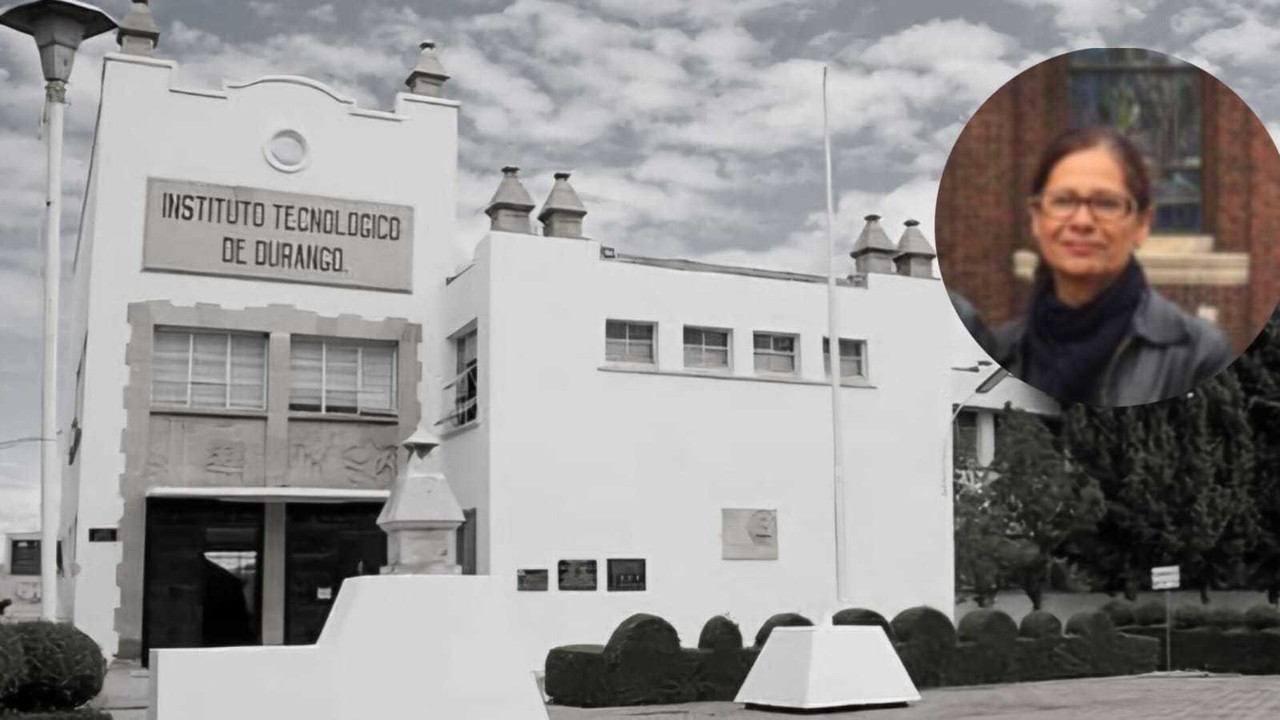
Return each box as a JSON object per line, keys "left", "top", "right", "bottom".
{"left": 55, "top": 17, "right": 1050, "bottom": 671}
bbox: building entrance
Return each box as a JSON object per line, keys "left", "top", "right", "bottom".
{"left": 141, "top": 498, "right": 386, "bottom": 662}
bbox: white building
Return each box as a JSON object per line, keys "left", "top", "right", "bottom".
{"left": 52, "top": 9, "right": 1049, "bottom": 672}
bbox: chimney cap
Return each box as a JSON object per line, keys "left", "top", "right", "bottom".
{"left": 851, "top": 213, "right": 896, "bottom": 257}
{"left": 539, "top": 171, "right": 587, "bottom": 221}
{"left": 117, "top": 0, "right": 160, "bottom": 54}
{"left": 405, "top": 38, "right": 450, "bottom": 94}
{"left": 486, "top": 165, "right": 535, "bottom": 213}
{"left": 896, "top": 219, "right": 936, "bottom": 257}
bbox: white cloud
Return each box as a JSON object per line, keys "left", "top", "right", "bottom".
{"left": 1191, "top": 15, "right": 1280, "bottom": 66}
{"left": 306, "top": 4, "right": 339, "bottom": 24}
{"left": 1003, "top": 0, "right": 1158, "bottom": 32}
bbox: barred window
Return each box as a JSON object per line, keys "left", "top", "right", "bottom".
{"left": 152, "top": 330, "right": 267, "bottom": 410}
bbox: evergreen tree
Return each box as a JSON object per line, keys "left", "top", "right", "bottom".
{"left": 986, "top": 408, "right": 1105, "bottom": 609}
{"left": 1233, "top": 311, "right": 1280, "bottom": 601}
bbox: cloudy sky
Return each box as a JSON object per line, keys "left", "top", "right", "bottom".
{"left": 0, "top": 0, "right": 1278, "bottom": 534}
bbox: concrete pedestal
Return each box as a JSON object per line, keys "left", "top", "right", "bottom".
{"left": 149, "top": 575, "right": 547, "bottom": 719}
{"left": 734, "top": 625, "right": 920, "bottom": 710}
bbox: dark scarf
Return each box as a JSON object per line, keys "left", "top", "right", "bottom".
{"left": 1024, "top": 259, "right": 1147, "bottom": 403}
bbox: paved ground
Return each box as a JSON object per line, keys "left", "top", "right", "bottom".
{"left": 96, "top": 663, "right": 1280, "bottom": 719}
{"left": 545, "top": 674, "right": 1280, "bottom": 719}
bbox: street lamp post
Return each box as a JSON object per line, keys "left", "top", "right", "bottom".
{"left": 0, "top": 0, "right": 116, "bottom": 621}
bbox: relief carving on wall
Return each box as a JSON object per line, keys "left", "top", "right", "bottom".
{"left": 144, "top": 417, "right": 264, "bottom": 487}
{"left": 288, "top": 423, "right": 399, "bottom": 489}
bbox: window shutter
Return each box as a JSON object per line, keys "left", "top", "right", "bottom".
{"left": 152, "top": 331, "right": 190, "bottom": 404}
{"left": 360, "top": 345, "right": 396, "bottom": 413}
{"left": 190, "top": 333, "right": 229, "bottom": 408}
{"left": 324, "top": 345, "right": 359, "bottom": 412}
{"left": 290, "top": 340, "right": 323, "bottom": 410}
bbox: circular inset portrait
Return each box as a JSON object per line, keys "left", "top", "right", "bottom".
{"left": 936, "top": 48, "right": 1280, "bottom": 407}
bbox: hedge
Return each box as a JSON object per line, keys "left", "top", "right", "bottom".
{"left": 1118, "top": 604, "right": 1280, "bottom": 674}
{"left": 831, "top": 608, "right": 895, "bottom": 643}
{"left": 2, "top": 623, "right": 105, "bottom": 713}
{"left": 546, "top": 606, "right": 1159, "bottom": 707}
{"left": 0, "top": 712, "right": 113, "bottom": 719}
{"left": 0, "top": 625, "right": 24, "bottom": 703}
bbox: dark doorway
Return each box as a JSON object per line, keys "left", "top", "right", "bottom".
{"left": 142, "top": 499, "right": 264, "bottom": 664}
{"left": 283, "top": 502, "right": 386, "bottom": 645}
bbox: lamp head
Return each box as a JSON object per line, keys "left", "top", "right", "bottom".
{"left": 0, "top": 1, "right": 117, "bottom": 82}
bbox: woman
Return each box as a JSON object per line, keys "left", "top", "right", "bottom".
{"left": 984, "top": 126, "right": 1233, "bottom": 407}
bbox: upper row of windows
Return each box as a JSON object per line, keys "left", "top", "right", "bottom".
{"left": 604, "top": 320, "right": 868, "bottom": 380}
{"left": 151, "top": 329, "right": 398, "bottom": 416}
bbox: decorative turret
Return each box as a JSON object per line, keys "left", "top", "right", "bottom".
{"left": 117, "top": 0, "right": 159, "bottom": 56}
{"left": 405, "top": 40, "right": 449, "bottom": 97}
{"left": 538, "top": 172, "right": 587, "bottom": 238}
{"left": 894, "top": 219, "right": 936, "bottom": 278}
{"left": 377, "top": 427, "right": 464, "bottom": 575}
{"left": 850, "top": 214, "right": 897, "bottom": 275}
{"left": 485, "top": 166, "right": 536, "bottom": 234}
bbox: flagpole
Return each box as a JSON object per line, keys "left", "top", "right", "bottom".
{"left": 823, "top": 66, "right": 850, "bottom": 606}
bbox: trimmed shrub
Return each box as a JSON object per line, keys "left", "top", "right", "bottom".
{"left": 1065, "top": 611, "right": 1115, "bottom": 639}
{"left": 1173, "top": 604, "right": 1208, "bottom": 630}
{"left": 1205, "top": 607, "right": 1245, "bottom": 630}
{"left": 752, "top": 613, "right": 813, "bottom": 648}
{"left": 6, "top": 622, "right": 105, "bottom": 712}
{"left": 1244, "top": 605, "right": 1280, "bottom": 631}
{"left": 545, "top": 644, "right": 612, "bottom": 708}
{"left": 1100, "top": 599, "right": 1135, "bottom": 627}
{"left": 0, "top": 622, "right": 27, "bottom": 704}
{"left": 1133, "top": 600, "right": 1166, "bottom": 627}
{"left": 891, "top": 606, "right": 957, "bottom": 688}
{"left": 602, "top": 613, "right": 689, "bottom": 706}
{"left": 831, "top": 608, "right": 896, "bottom": 644}
{"left": 1019, "top": 611, "right": 1063, "bottom": 639}
{"left": 957, "top": 609, "right": 1017, "bottom": 648}
{"left": 697, "top": 616, "right": 742, "bottom": 652}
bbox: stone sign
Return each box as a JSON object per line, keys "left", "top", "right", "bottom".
{"left": 722, "top": 508, "right": 778, "bottom": 560}
{"left": 143, "top": 178, "right": 414, "bottom": 292}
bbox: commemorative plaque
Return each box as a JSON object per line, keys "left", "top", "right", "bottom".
{"left": 607, "top": 558, "right": 646, "bottom": 592}
{"left": 557, "top": 560, "right": 598, "bottom": 591}
{"left": 517, "top": 569, "right": 549, "bottom": 591}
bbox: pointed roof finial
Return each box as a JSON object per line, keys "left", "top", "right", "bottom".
{"left": 851, "top": 214, "right": 898, "bottom": 275}
{"left": 406, "top": 40, "right": 450, "bottom": 97}
{"left": 538, "top": 172, "right": 588, "bottom": 239}
{"left": 117, "top": 0, "right": 160, "bottom": 57}
{"left": 485, "top": 166, "right": 536, "bottom": 234}
{"left": 895, "top": 219, "right": 937, "bottom": 279}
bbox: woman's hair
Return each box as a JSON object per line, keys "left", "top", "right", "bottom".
{"left": 1030, "top": 126, "right": 1152, "bottom": 212}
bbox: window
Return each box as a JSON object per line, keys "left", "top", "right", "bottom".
{"left": 753, "top": 332, "right": 797, "bottom": 375}
{"left": 683, "top": 326, "right": 730, "bottom": 370}
{"left": 822, "top": 337, "right": 867, "bottom": 380}
{"left": 290, "top": 339, "right": 396, "bottom": 415}
{"left": 452, "top": 330, "right": 478, "bottom": 427}
{"left": 605, "top": 320, "right": 655, "bottom": 365}
{"left": 1068, "top": 48, "right": 1202, "bottom": 232}
{"left": 152, "top": 329, "right": 267, "bottom": 410}
{"left": 954, "top": 410, "right": 978, "bottom": 467}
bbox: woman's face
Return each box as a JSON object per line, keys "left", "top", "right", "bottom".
{"left": 1030, "top": 146, "right": 1151, "bottom": 292}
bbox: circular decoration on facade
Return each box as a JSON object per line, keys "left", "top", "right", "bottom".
{"left": 264, "top": 129, "right": 309, "bottom": 173}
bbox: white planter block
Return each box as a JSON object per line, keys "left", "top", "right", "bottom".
{"left": 734, "top": 625, "right": 920, "bottom": 710}
{"left": 149, "top": 575, "right": 547, "bottom": 719}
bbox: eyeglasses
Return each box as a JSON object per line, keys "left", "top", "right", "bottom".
{"left": 1029, "top": 191, "right": 1137, "bottom": 222}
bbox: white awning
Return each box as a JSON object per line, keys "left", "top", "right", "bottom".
{"left": 145, "top": 486, "right": 389, "bottom": 503}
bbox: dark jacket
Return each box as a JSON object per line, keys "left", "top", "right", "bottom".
{"left": 987, "top": 289, "right": 1234, "bottom": 407}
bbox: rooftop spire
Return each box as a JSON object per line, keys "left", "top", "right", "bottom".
{"left": 894, "top": 219, "right": 936, "bottom": 279}
{"left": 538, "top": 172, "right": 588, "bottom": 239}
{"left": 850, "top": 214, "right": 897, "bottom": 275}
{"left": 117, "top": 0, "right": 160, "bottom": 56}
{"left": 405, "top": 40, "right": 450, "bottom": 97}
{"left": 485, "top": 166, "right": 536, "bottom": 234}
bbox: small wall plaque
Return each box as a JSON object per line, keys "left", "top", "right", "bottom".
{"left": 517, "top": 569, "right": 549, "bottom": 591}
{"left": 607, "top": 558, "right": 646, "bottom": 592}
{"left": 722, "top": 508, "right": 779, "bottom": 560}
{"left": 88, "top": 528, "right": 118, "bottom": 543}
{"left": 557, "top": 560, "right": 598, "bottom": 591}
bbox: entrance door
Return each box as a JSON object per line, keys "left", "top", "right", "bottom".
{"left": 283, "top": 502, "right": 386, "bottom": 644}
{"left": 142, "top": 499, "right": 264, "bottom": 662}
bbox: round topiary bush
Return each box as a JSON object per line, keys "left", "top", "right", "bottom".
{"left": 1133, "top": 600, "right": 1166, "bottom": 627}
{"left": 1019, "top": 610, "right": 1063, "bottom": 639}
{"left": 604, "top": 613, "right": 681, "bottom": 667}
{"left": 1065, "top": 610, "right": 1115, "bottom": 639}
{"left": 7, "top": 620, "right": 106, "bottom": 712}
{"left": 1205, "top": 607, "right": 1245, "bottom": 630}
{"left": 831, "top": 608, "right": 896, "bottom": 644}
{"left": 753, "top": 613, "right": 813, "bottom": 648}
{"left": 957, "top": 609, "right": 1017, "bottom": 647}
{"left": 1244, "top": 605, "right": 1280, "bottom": 631}
{"left": 890, "top": 606, "right": 957, "bottom": 649}
{"left": 1100, "top": 599, "right": 1135, "bottom": 627}
{"left": 0, "top": 622, "right": 26, "bottom": 703}
{"left": 697, "top": 615, "right": 743, "bottom": 652}
{"left": 1173, "top": 604, "right": 1208, "bottom": 630}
